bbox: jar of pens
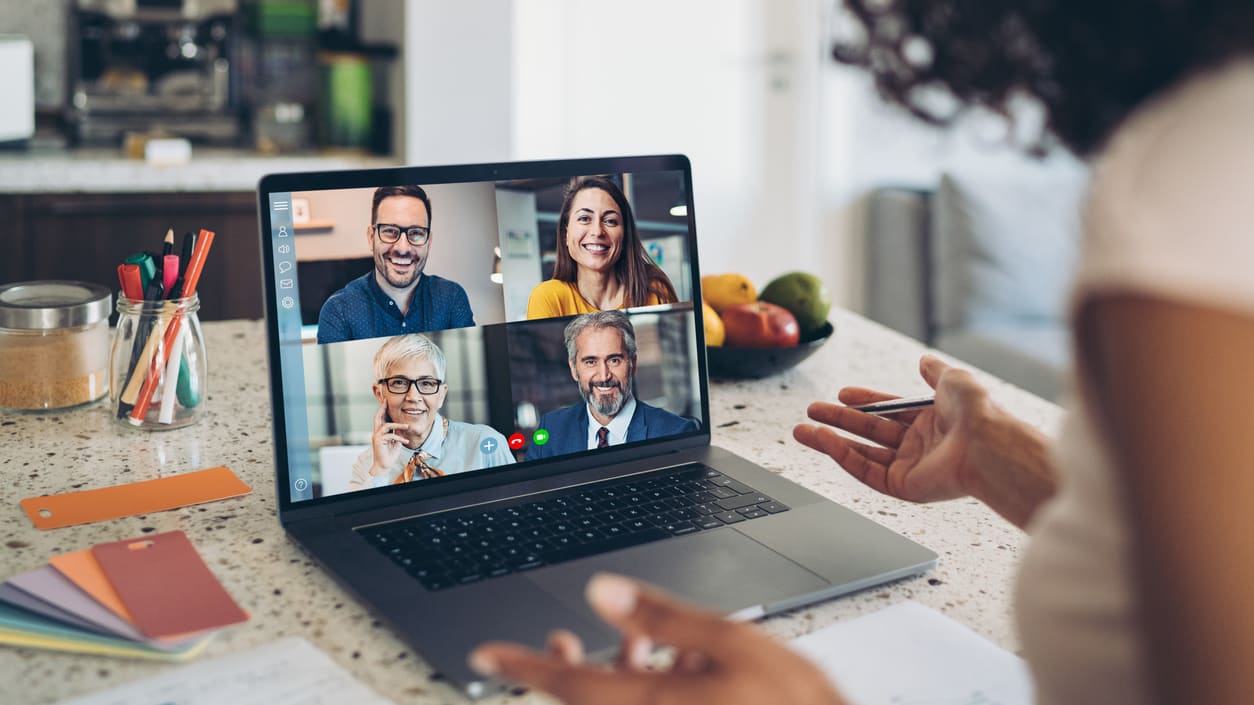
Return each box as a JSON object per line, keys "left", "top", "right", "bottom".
{"left": 108, "top": 229, "right": 215, "bottom": 430}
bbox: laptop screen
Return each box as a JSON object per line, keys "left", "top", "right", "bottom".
{"left": 259, "top": 156, "right": 708, "bottom": 506}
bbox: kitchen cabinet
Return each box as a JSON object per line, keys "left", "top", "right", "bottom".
{"left": 2, "top": 192, "right": 262, "bottom": 320}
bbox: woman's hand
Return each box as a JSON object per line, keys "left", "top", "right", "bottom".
{"left": 469, "top": 573, "right": 848, "bottom": 705}
{"left": 794, "top": 355, "right": 1055, "bottom": 527}
{"left": 793, "top": 355, "right": 997, "bottom": 504}
{"left": 369, "top": 402, "right": 410, "bottom": 476}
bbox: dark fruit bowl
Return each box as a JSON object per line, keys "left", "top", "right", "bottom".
{"left": 706, "top": 321, "right": 834, "bottom": 379}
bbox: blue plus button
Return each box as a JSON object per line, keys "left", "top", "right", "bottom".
{"left": 480, "top": 438, "right": 498, "bottom": 454}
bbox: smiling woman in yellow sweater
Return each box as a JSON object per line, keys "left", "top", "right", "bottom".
{"left": 526, "top": 177, "right": 678, "bottom": 320}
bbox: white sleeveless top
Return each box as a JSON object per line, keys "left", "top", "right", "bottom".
{"left": 1015, "top": 58, "right": 1254, "bottom": 705}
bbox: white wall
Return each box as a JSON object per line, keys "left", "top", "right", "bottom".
{"left": 512, "top": 0, "right": 829, "bottom": 300}
{"left": 403, "top": 0, "right": 513, "bottom": 165}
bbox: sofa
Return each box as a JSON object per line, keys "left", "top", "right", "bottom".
{"left": 862, "top": 158, "right": 1089, "bottom": 401}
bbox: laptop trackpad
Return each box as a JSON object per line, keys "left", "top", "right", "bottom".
{"left": 527, "top": 529, "right": 828, "bottom": 639}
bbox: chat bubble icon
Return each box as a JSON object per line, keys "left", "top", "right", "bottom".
{"left": 278, "top": 261, "right": 292, "bottom": 274}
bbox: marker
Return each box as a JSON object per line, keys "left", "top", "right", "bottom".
{"left": 179, "top": 232, "right": 196, "bottom": 277}
{"left": 123, "top": 252, "right": 156, "bottom": 291}
{"left": 171, "top": 231, "right": 197, "bottom": 298}
{"left": 117, "top": 263, "right": 144, "bottom": 300}
{"left": 143, "top": 277, "right": 163, "bottom": 301}
{"left": 852, "top": 395, "right": 936, "bottom": 416}
{"left": 162, "top": 254, "right": 179, "bottom": 295}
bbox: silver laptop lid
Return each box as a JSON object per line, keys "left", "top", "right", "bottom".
{"left": 257, "top": 155, "right": 712, "bottom": 519}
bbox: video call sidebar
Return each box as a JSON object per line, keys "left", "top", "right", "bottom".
{"left": 269, "top": 192, "right": 316, "bottom": 500}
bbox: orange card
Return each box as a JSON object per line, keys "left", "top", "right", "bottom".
{"left": 20, "top": 466, "right": 250, "bottom": 530}
{"left": 48, "top": 549, "right": 136, "bottom": 623}
{"left": 91, "top": 530, "right": 248, "bottom": 639}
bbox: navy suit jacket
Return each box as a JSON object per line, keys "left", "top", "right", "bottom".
{"left": 526, "top": 400, "right": 698, "bottom": 461}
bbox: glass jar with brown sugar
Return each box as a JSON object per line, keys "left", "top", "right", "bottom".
{"left": 0, "top": 281, "right": 112, "bottom": 411}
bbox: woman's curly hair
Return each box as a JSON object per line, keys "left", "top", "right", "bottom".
{"left": 832, "top": 1, "right": 1254, "bottom": 156}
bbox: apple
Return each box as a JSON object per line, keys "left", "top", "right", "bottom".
{"left": 759, "top": 271, "right": 831, "bottom": 335}
{"left": 720, "top": 302, "right": 801, "bottom": 348}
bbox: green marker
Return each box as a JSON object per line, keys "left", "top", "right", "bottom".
{"left": 176, "top": 351, "right": 202, "bottom": 408}
{"left": 124, "top": 252, "right": 156, "bottom": 290}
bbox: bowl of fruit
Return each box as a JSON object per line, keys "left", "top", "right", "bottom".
{"left": 703, "top": 271, "right": 834, "bottom": 379}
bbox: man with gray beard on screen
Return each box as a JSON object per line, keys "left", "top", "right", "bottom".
{"left": 526, "top": 311, "right": 696, "bottom": 461}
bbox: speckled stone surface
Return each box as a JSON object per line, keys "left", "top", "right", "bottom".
{"left": 0, "top": 308, "right": 1063, "bottom": 705}
{"left": 0, "top": 149, "right": 398, "bottom": 193}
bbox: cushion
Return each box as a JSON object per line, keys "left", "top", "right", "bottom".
{"left": 936, "top": 324, "right": 1070, "bottom": 400}
{"left": 931, "top": 159, "right": 1088, "bottom": 332}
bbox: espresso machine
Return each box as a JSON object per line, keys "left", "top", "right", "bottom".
{"left": 66, "top": 0, "right": 242, "bottom": 144}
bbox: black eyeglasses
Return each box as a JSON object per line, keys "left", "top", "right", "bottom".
{"left": 378, "top": 376, "right": 443, "bottom": 395}
{"left": 374, "top": 223, "right": 431, "bottom": 246}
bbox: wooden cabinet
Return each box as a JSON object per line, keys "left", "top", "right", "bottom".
{"left": 2, "top": 192, "right": 262, "bottom": 321}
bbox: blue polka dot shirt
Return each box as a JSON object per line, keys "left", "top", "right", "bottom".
{"left": 316, "top": 271, "right": 476, "bottom": 343}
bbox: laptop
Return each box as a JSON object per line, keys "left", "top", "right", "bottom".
{"left": 258, "top": 154, "right": 936, "bottom": 698}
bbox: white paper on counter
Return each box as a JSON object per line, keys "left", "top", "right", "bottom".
{"left": 54, "top": 636, "right": 397, "bottom": 705}
{"left": 791, "top": 600, "right": 1033, "bottom": 705}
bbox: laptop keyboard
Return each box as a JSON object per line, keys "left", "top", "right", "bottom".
{"left": 359, "top": 465, "right": 790, "bottom": 591}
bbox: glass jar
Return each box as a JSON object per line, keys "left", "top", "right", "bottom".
{"left": 109, "top": 295, "right": 208, "bottom": 430}
{"left": 0, "top": 281, "right": 112, "bottom": 411}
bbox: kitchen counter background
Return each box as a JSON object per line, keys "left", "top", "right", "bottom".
{"left": 0, "top": 149, "right": 400, "bottom": 193}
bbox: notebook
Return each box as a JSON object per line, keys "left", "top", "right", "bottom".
{"left": 258, "top": 154, "right": 937, "bottom": 697}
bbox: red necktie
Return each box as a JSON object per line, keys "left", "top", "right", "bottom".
{"left": 596, "top": 426, "right": 610, "bottom": 448}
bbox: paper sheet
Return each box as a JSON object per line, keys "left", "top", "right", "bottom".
{"left": 791, "top": 601, "right": 1033, "bottom": 705}
{"left": 53, "top": 636, "right": 398, "bottom": 705}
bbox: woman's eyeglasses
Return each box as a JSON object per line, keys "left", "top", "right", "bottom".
{"left": 373, "top": 224, "right": 431, "bottom": 246}
{"left": 379, "top": 376, "right": 443, "bottom": 395}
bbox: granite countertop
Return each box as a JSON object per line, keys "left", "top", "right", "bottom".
{"left": 0, "top": 308, "right": 1064, "bottom": 705}
{"left": 0, "top": 148, "right": 400, "bottom": 193}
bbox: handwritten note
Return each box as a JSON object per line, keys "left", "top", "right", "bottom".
{"left": 791, "top": 601, "right": 1033, "bottom": 705}
{"left": 54, "top": 637, "right": 397, "bottom": 705}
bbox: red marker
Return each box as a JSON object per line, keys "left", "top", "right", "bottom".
{"left": 117, "top": 264, "right": 144, "bottom": 300}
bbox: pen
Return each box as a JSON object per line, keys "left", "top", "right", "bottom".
{"left": 852, "top": 395, "right": 936, "bottom": 416}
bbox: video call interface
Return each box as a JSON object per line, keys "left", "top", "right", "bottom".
{"left": 268, "top": 170, "right": 704, "bottom": 502}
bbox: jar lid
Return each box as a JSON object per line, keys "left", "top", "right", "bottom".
{"left": 0, "top": 281, "right": 112, "bottom": 330}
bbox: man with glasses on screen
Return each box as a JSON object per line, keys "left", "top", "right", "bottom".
{"left": 348, "top": 334, "right": 514, "bottom": 491}
{"left": 317, "top": 185, "right": 475, "bottom": 344}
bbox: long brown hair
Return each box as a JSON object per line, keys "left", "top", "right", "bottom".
{"left": 552, "top": 176, "right": 678, "bottom": 308}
